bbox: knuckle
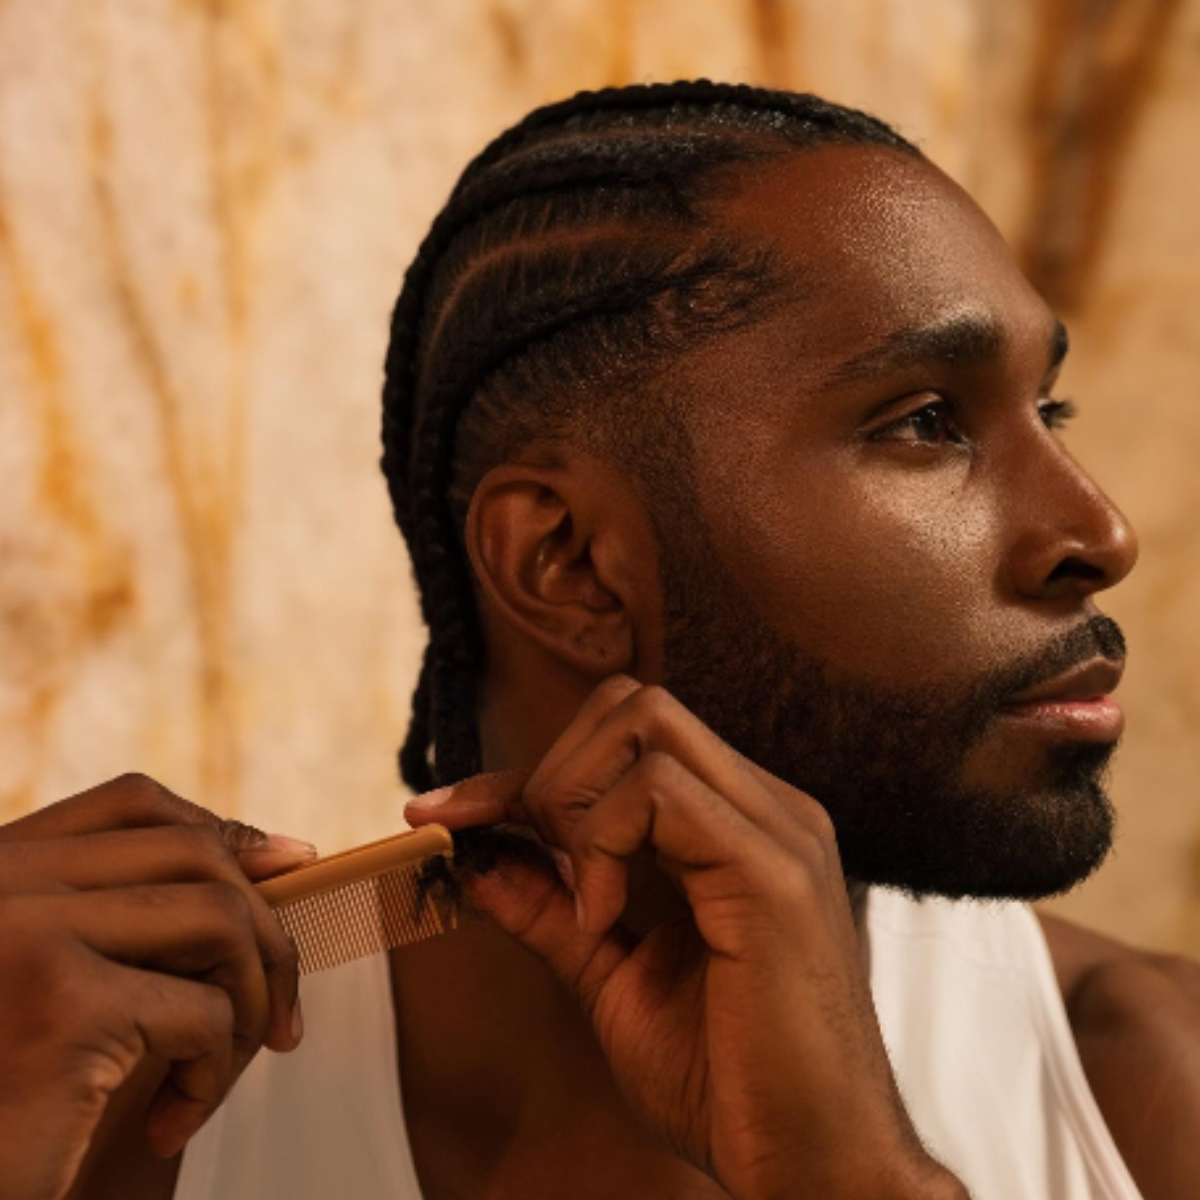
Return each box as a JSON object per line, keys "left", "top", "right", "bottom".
{"left": 111, "top": 772, "right": 211, "bottom": 829}
{"left": 71, "top": 1053, "right": 133, "bottom": 1108}
{"left": 801, "top": 801, "right": 837, "bottom": 846}
{"left": 173, "top": 982, "right": 240, "bottom": 1072}
{"left": 792, "top": 829, "right": 831, "bottom": 874}
{"left": 57, "top": 1013, "right": 147, "bottom": 1112}
{"left": 627, "top": 686, "right": 694, "bottom": 753}
{"left": 772, "top": 860, "right": 821, "bottom": 911}
{"left": 631, "top": 684, "right": 677, "bottom": 724}
{"left": 636, "top": 751, "right": 683, "bottom": 805}
{"left": 522, "top": 776, "right": 554, "bottom": 812}
{"left": 111, "top": 772, "right": 172, "bottom": 808}
{"left": 520, "top": 780, "right": 567, "bottom": 836}
{"left": 524, "top": 779, "right": 591, "bottom": 830}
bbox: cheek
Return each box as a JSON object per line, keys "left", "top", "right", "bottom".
{"left": 705, "top": 461, "right": 1007, "bottom": 684}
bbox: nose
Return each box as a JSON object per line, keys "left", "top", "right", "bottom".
{"left": 1006, "top": 444, "right": 1139, "bottom": 603}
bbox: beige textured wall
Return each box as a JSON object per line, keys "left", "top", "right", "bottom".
{"left": 0, "top": 0, "right": 1196, "bottom": 952}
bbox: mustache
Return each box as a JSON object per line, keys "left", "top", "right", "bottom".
{"left": 984, "top": 615, "right": 1126, "bottom": 709}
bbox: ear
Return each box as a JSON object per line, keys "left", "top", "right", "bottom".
{"left": 464, "top": 457, "right": 644, "bottom": 680}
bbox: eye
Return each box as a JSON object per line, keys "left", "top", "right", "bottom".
{"left": 1038, "top": 396, "right": 1077, "bottom": 431}
{"left": 874, "top": 399, "right": 965, "bottom": 445}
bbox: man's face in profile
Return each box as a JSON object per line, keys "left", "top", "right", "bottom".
{"left": 646, "top": 146, "right": 1138, "bottom": 900}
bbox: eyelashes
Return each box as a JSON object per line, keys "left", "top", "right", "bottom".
{"left": 880, "top": 399, "right": 961, "bottom": 444}
{"left": 1038, "top": 396, "right": 1077, "bottom": 430}
{"left": 872, "top": 395, "right": 1079, "bottom": 446}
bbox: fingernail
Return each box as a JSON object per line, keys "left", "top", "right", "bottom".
{"left": 291, "top": 997, "right": 304, "bottom": 1044}
{"left": 405, "top": 785, "right": 455, "bottom": 811}
{"left": 255, "top": 834, "right": 318, "bottom": 859}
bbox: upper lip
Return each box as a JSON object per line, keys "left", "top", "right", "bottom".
{"left": 1005, "top": 658, "right": 1125, "bottom": 706}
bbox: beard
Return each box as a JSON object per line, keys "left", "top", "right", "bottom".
{"left": 657, "top": 550, "right": 1127, "bottom": 902}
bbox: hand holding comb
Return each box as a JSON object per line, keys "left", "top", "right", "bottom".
{"left": 255, "top": 825, "right": 455, "bottom": 975}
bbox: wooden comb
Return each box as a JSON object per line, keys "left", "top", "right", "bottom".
{"left": 255, "top": 825, "right": 455, "bottom": 975}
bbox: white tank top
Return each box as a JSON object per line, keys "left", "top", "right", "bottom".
{"left": 175, "top": 891, "right": 1142, "bottom": 1200}
{"left": 865, "top": 889, "right": 1142, "bottom": 1200}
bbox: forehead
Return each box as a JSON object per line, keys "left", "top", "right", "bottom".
{"left": 710, "top": 145, "right": 1056, "bottom": 376}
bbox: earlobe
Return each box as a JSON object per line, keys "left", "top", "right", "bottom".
{"left": 465, "top": 464, "right": 636, "bottom": 679}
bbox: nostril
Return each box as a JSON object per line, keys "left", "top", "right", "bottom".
{"left": 1046, "top": 556, "right": 1106, "bottom": 588}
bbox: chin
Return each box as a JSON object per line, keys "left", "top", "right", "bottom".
{"left": 836, "top": 746, "right": 1118, "bottom": 904}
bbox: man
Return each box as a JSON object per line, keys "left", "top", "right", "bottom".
{"left": 2, "top": 82, "right": 1197, "bottom": 1200}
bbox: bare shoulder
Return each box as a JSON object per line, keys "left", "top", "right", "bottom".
{"left": 1036, "top": 909, "right": 1200, "bottom": 1006}
{"left": 1036, "top": 911, "right": 1200, "bottom": 1200}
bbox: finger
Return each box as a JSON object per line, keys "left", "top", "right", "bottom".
{"left": 0, "top": 774, "right": 317, "bottom": 877}
{"left": 42, "top": 885, "right": 275, "bottom": 1077}
{"left": 136, "top": 979, "right": 239, "bottom": 1159}
{"left": 404, "top": 678, "right": 642, "bottom": 833}
{"left": 64, "top": 956, "right": 239, "bottom": 1159}
{"left": 459, "top": 852, "right": 633, "bottom": 1023}
{"left": 528, "top": 685, "right": 814, "bottom": 856}
{"left": 226, "top": 832, "right": 320, "bottom": 882}
{"left": 1, "top": 827, "right": 304, "bottom": 1053}
{"left": 564, "top": 752, "right": 777, "bottom": 939}
{"left": 0, "top": 775, "right": 222, "bottom": 842}
{"left": 525, "top": 674, "right": 642, "bottom": 789}
{"left": 0, "top": 824, "right": 308, "bottom": 893}
{"left": 403, "top": 769, "right": 531, "bottom": 831}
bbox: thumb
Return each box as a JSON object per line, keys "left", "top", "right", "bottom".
{"left": 404, "top": 768, "right": 533, "bottom": 832}
{"left": 464, "top": 855, "right": 631, "bottom": 1020}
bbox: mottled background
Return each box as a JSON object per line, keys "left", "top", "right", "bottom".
{"left": 1, "top": 0, "right": 1196, "bottom": 953}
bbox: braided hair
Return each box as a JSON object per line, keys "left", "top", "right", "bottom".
{"left": 381, "top": 80, "right": 919, "bottom": 792}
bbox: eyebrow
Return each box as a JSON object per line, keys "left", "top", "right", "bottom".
{"left": 825, "top": 312, "right": 1069, "bottom": 385}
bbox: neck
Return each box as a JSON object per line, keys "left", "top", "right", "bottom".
{"left": 390, "top": 891, "right": 713, "bottom": 1195}
{"left": 392, "top": 686, "right": 872, "bottom": 1193}
{"left": 475, "top": 654, "right": 593, "bottom": 772}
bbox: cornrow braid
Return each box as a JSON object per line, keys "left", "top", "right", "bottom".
{"left": 382, "top": 80, "right": 920, "bottom": 792}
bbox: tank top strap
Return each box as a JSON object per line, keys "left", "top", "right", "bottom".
{"left": 865, "top": 889, "right": 1142, "bottom": 1200}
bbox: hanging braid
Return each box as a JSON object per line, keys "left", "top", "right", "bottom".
{"left": 381, "top": 80, "right": 919, "bottom": 792}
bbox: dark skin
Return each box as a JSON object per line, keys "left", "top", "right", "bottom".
{"left": 398, "top": 147, "right": 1200, "bottom": 1200}
{"left": 0, "top": 774, "right": 309, "bottom": 1200}
{"left": 9, "top": 145, "right": 1199, "bottom": 1198}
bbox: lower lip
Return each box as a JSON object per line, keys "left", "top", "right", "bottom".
{"left": 999, "top": 696, "right": 1124, "bottom": 742}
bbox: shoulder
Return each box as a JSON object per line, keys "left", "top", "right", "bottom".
{"left": 1035, "top": 909, "right": 1200, "bottom": 1086}
{"left": 1036, "top": 909, "right": 1200, "bottom": 1013}
{"left": 1036, "top": 911, "right": 1200, "bottom": 1200}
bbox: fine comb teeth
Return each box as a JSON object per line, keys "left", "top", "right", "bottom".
{"left": 255, "top": 825, "right": 455, "bottom": 975}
